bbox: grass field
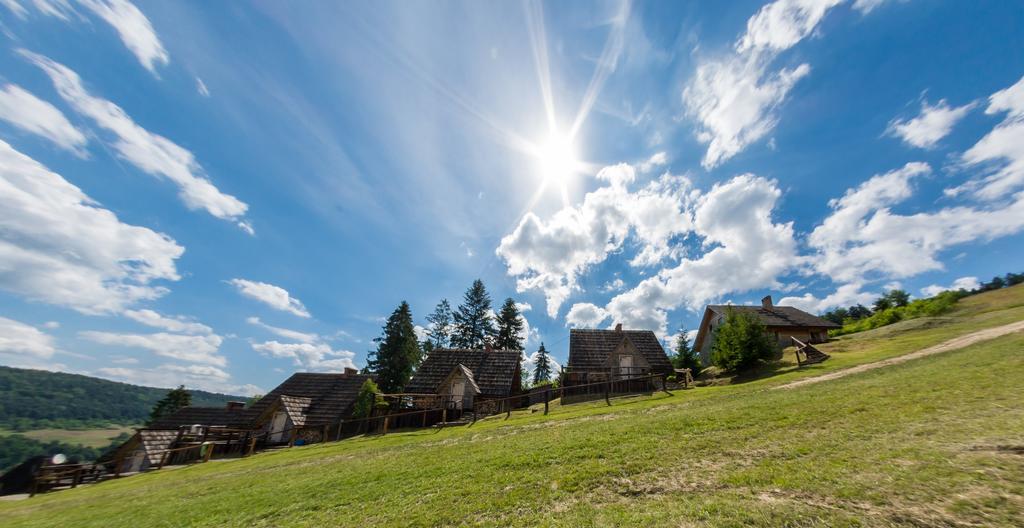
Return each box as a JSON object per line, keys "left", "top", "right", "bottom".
{"left": 0, "top": 426, "right": 137, "bottom": 449}
{"left": 2, "top": 286, "right": 1022, "bottom": 527}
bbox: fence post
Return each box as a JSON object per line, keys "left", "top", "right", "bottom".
{"left": 506, "top": 399, "right": 511, "bottom": 419}
{"left": 442, "top": 407, "right": 447, "bottom": 425}
{"left": 288, "top": 428, "right": 297, "bottom": 447}
{"left": 382, "top": 416, "right": 389, "bottom": 435}
{"left": 336, "top": 420, "right": 344, "bottom": 441}
{"left": 661, "top": 373, "right": 672, "bottom": 395}
{"left": 605, "top": 381, "right": 611, "bottom": 406}
{"left": 544, "top": 388, "right": 550, "bottom": 415}
{"left": 203, "top": 443, "right": 214, "bottom": 463}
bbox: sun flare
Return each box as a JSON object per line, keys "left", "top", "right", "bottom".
{"left": 537, "top": 132, "right": 578, "bottom": 185}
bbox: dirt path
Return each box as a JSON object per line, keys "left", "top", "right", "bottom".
{"left": 775, "top": 319, "right": 1024, "bottom": 390}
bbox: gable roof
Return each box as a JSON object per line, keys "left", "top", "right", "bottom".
{"left": 247, "top": 372, "right": 374, "bottom": 427}
{"left": 405, "top": 349, "right": 520, "bottom": 398}
{"left": 138, "top": 430, "right": 179, "bottom": 458}
{"left": 446, "top": 364, "right": 481, "bottom": 395}
{"left": 705, "top": 305, "right": 841, "bottom": 329}
{"left": 568, "top": 329, "right": 673, "bottom": 374}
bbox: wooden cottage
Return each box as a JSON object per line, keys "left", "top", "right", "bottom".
{"left": 404, "top": 348, "right": 521, "bottom": 411}
{"left": 566, "top": 324, "right": 674, "bottom": 384}
{"left": 693, "top": 295, "right": 841, "bottom": 365}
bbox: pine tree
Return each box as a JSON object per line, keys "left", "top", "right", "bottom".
{"left": 494, "top": 297, "right": 525, "bottom": 351}
{"left": 451, "top": 279, "right": 496, "bottom": 348}
{"left": 425, "top": 299, "right": 453, "bottom": 348}
{"left": 365, "top": 301, "right": 422, "bottom": 393}
{"left": 147, "top": 385, "right": 191, "bottom": 425}
{"left": 532, "top": 342, "right": 552, "bottom": 385}
{"left": 710, "top": 308, "right": 776, "bottom": 372}
{"left": 672, "top": 329, "right": 701, "bottom": 374}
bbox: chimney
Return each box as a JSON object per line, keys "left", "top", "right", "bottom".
{"left": 343, "top": 367, "right": 358, "bottom": 376}
{"left": 614, "top": 323, "right": 623, "bottom": 332}
{"left": 226, "top": 401, "right": 245, "bottom": 411}
{"left": 761, "top": 295, "right": 773, "bottom": 309}
{"left": 484, "top": 342, "right": 493, "bottom": 353}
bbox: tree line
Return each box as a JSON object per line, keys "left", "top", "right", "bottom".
{"left": 363, "top": 279, "right": 554, "bottom": 395}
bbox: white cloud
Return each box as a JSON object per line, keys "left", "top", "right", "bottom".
{"left": 852, "top": 0, "right": 896, "bottom": 14}
{"left": 42, "top": 321, "right": 60, "bottom": 329}
{"left": 195, "top": 77, "right": 210, "bottom": 97}
{"left": 80, "top": 330, "right": 226, "bottom": 366}
{"left": 251, "top": 340, "right": 356, "bottom": 372}
{"left": 0, "top": 139, "right": 183, "bottom": 314}
{"left": 95, "top": 364, "right": 262, "bottom": 396}
{"left": 0, "top": 84, "right": 88, "bottom": 156}
{"left": 779, "top": 283, "right": 877, "bottom": 314}
{"left": 0, "top": 316, "right": 56, "bottom": 368}
{"left": 685, "top": 0, "right": 844, "bottom": 168}
{"left": 75, "top": 0, "right": 169, "bottom": 74}
{"left": 124, "top": 309, "right": 213, "bottom": 335}
{"left": 887, "top": 99, "right": 976, "bottom": 149}
{"left": 637, "top": 151, "right": 667, "bottom": 173}
{"left": 957, "top": 75, "right": 1024, "bottom": 200}
{"left": 1, "top": 0, "right": 28, "bottom": 18}
{"left": 246, "top": 316, "right": 318, "bottom": 344}
{"left": 229, "top": 279, "right": 311, "bottom": 318}
{"left": 522, "top": 348, "right": 562, "bottom": 380}
{"left": 604, "top": 174, "right": 798, "bottom": 337}
{"left": 497, "top": 166, "right": 692, "bottom": 317}
{"left": 809, "top": 161, "right": 1024, "bottom": 282}
{"left": 21, "top": 51, "right": 252, "bottom": 232}
{"left": 920, "top": 276, "right": 980, "bottom": 297}
{"left": 565, "top": 303, "right": 610, "bottom": 328}
{"left": 601, "top": 277, "right": 625, "bottom": 293}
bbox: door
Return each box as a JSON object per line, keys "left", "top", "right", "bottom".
{"left": 619, "top": 355, "right": 633, "bottom": 377}
{"left": 450, "top": 380, "right": 465, "bottom": 409}
{"left": 269, "top": 411, "right": 288, "bottom": 443}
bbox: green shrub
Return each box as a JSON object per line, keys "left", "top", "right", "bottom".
{"left": 353, "top": 379, "right": 384, "bottom": 418}
{"left": 831, "top": 290, "right": 964, "bottom": 336}
{"left": 710, "top": 308, "right": 777, "bottom": 372}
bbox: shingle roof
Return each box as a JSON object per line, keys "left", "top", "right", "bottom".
{"left": 148, "top": 406, "right": 250, "bottom": 430}
{"left": 247, "top": 372, "right": 374, "bottom": 427}
{"left": 451, "top": 364, "right": 481, "bottom": 394}
{"left": 405, "top": 349, "right": 520, "bottom": 398}
{"left": 277, "top": 395, "right": 313, "bottom": 427}
{"left": 138, "top": 430, "right": 178, "bottom": 456}
{"left": 568, "top": 329, "right": 673, "bottom": 374}
{"left": 706, "top": 305, "right": 840, "bottom": 328}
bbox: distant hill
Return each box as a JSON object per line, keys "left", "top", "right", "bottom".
{"left": 0, "top": 366, "right": 243, "bottom": 431}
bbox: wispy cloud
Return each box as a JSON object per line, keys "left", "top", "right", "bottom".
{"left": 229, "top": 279, "right": 311, "bottom": 318}
{"left": 0, "top": 139, "right": 182, "bottom": 314}
{"left": 0, "top": 83, "right": 88, "bottom": 156}
{"left": 246, "top": 316, "right": 318, "bottom": 344}
{"left": 124, "top": 309, "right": 214, "bottom": 335}
{"left": 21, "top": 50, "right": 252, "bottom": 233}
{"left": 76, "top": 0, "right": 169, "bottom": 75}
{"left": 0, "top": 316, "right": 57, "bottom": 369}
{"left": 887, "top": 99, "right": 976, "bottom": 149}
{"left": 80, "top": 330, "right": 226, "bottom": 366}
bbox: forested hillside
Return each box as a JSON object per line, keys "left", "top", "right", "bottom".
{"left": 0, "top": 367, "right": 241, "bottom": 430}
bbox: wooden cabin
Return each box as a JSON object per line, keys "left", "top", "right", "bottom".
{"left": 565, "top": 324, "right": 674, "bottom": 385}
{"left": 693, "top": 295, "right": 841, "bottom": 365}
{"left": 404, "top": 348, "right": 521, "bottom": 411}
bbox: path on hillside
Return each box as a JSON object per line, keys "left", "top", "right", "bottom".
{"left": 775, "top": 319, "right": 1024, "bottom": 390}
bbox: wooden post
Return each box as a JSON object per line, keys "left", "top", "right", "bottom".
{"left": 544, "top": 388, "right": 550, "bottom": 415}
{"left": 442, "top": 407, "right": 447, "bottom": 425}
{"left": 288, "top": 428, "right": 297, "bottom": 447}
{"left": 382, "top": 416, "right": 389, "bottom": 435}
{"left": 506, "top": 399, "right": 511, "bottom": 419}
{"left": 661, "top": 373, "right": 672, "bottom": 395}
{"left": 71, "top": 468, "right": 80, "bottom": 488}
{"left": 246, "top": 435, "right": 257, "bottom": 457}
{"left": 605, "top": 381, "right": 611, "bottom": 406}
{"left": 421, "top": 410, "right": 427, "bottom": 428}
{"left": 203, "top": 443, "right": 214, "bottom": 463}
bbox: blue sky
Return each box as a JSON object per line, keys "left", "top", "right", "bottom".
{"left": 0, "top": 0, "right": 1022, "bottom": 396}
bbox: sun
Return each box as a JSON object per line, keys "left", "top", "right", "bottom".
{"left": 537, "top": 132, "right": 579, "bottom": 185}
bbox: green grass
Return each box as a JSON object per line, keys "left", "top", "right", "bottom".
{"left": 2, "top": 285, "right": 1023, "bottom": 527}
{"left": 0, "top": 427, "right": 137, "bottom": 449}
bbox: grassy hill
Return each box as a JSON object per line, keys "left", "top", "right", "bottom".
{"left": 1, "top": 286, "right": 1022, "bottom": 526}
{"left": 0, "top": 367, "right": 242, "bottom": 431}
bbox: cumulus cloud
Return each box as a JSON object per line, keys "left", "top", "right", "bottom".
{"left": 497, "top": 165, "right": 692, "bottom": 317}
{"left": 229, "top": 279, "right": 311, "bottom": 318}
{"left": 80, "top": 330, "right": 226, "bottom": 366}
{"left": 565, "top": 303, "right": 610, "bottom": 328}
{"left": 75, "top": 0, "right": 169, "bottom": 74}
{"left": 246, "top": 316, "right": 318, "bottom": 344}
{"left": 251, "top": 341, "right": 356, "bottom": 372}
{"left": 637, "top": 151, "right": 667, "bottom": 173}
{"left": 779, "top": 283, "right": 877, "bottom": 314}
{"left": 920, "top": 276, "right": 980, "bottom": 297}
{"left": 21, "top": 51, "right": 252, "bottom": 232}
{"left": 0, "top": 139, "right": 183, "bottom": 314}
{"left": 0, "top": 316, "right": 57, "bottom": 368}
{"left": 685, "top": 0, "right": 844, "bottom": 168}
{"left": 95, "top": 364, "right": 262, "bottom": 396}
{"left": 809, "top": 161, "right": 1024, "bottom": 282}
{"left": 956, "top": 75, "right": 1024, "bottom": 201}
{"left": 0, "top": 84, "right": 88, "bottom": 156}
{"left": 887, "top": 99, "right": 976, "bottom": 149}
{"left": 604, "top": 174, "right": 797, "bottom": 336}
{"left": 123, "top": 309, "right": 213, "bottom": 335}
{"left": 522, "top": 348, "right": 562, "bottom": 380}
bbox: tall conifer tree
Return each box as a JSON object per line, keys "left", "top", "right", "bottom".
{"left": 451, "top": 279, "right": 496, "bottom": 348}
{"left": 425, "top": 299, "right": 453, "bottom": 348}
{"left": 147, "top": 385, "right": 191, "bottom": 425}
{"left": 494, "top": 297, "right": 525, "bottom": 351}
{"left": 366, "top": 301, "right": 422, "bottom": 393}
{"left": 532, "top": 342, "right": 552, "bottom": 385}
